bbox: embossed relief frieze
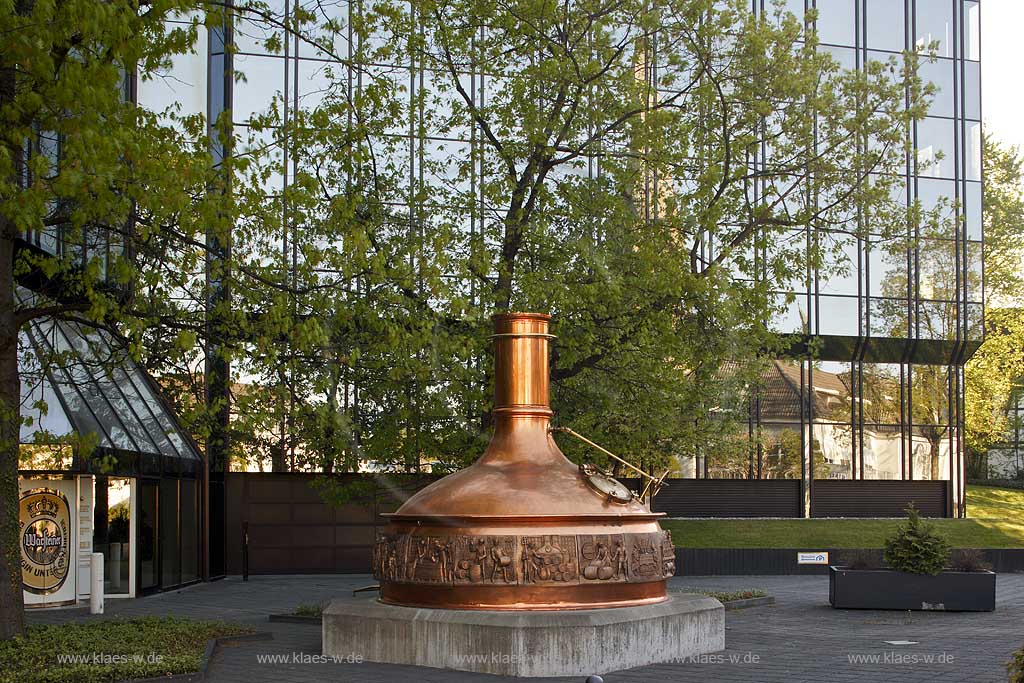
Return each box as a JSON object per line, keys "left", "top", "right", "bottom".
{"left": 373, "top": 531, "right": 675, "bottom": 586}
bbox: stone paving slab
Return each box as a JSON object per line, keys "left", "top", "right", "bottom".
{"left": 27, "top": 573, "right": 1024, "bottom": 682}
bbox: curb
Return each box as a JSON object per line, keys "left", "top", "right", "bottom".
{"left": 721, "top": 596, "right": 775, "bottom": 611}
{"left": 268, "top": 614, "right": 321, "bottom": 624}
{"left": 122, "top": 632, "right": 274, "bottom": 683}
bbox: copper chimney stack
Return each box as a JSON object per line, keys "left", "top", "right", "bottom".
{"left": 373, "top": 313, "right": 674, "bottom": 610}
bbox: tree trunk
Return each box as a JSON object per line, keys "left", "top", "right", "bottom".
{"left": 0, "top": 234, "right": 25, "bottom": 639}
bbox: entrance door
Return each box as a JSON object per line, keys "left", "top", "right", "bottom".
{"left": 93, "top": 477, "right": 133, "bottom": 596}
{"left": 137, "top": 480, "right": 159, "bottom": 593}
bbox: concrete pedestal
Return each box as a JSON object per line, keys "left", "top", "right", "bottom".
{"left": 322, "top": 592, "right": 725, "bottom": 677}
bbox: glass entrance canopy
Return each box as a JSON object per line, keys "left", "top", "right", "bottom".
{"left": 19, "top": 315, "right": 202, "bottom": 477}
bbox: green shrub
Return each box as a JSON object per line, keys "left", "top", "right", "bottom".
{"left": 1009, "top": 644, "right": 1024, "bottom": 683}
{"left": 294, "top": 602, "right": 324, "bottom": 617}
{"left": 883, "top": 503, "right": 951, "bottom": 576}
{"left": 702, "top": 589, "right": 766, "bottom": 602}
{"left": 0, "top": 616, "right": 252, "bottom": 683}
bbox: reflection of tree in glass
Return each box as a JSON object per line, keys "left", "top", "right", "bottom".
{"left": 860, "top": 365, "right": 901, "bottom": 424}
{"left": 870, "top": 191, "right": 963, "bottom": 480}
{"left": 911, "top": 366, "right": 950, "bottom": 480}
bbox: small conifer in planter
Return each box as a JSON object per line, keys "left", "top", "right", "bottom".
{"left": 830, "top": 503, "right": 995, "bottom": 611}
{"left": 882, "top": 503, "right": 951, "bottom": 575}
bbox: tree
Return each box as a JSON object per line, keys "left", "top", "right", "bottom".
{"left": 965, "top": 136, "right": 1024, "bottom": 468}
{"left": 0, "top": 0, "right": 923, "bottom": 636}
{"left": 0, "top": 0, "right": 342, "bottom": 639}
{"left": 0, "top": 0, "right": 227, "bottom": 638}
{"left": 228, "top": 0, "right": 925, "bottom": 479}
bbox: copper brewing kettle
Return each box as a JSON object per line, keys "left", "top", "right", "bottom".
{"left": 373, "top": 313, "right": 675, "bottom": 610}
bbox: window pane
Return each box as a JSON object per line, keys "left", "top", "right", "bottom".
{"left": 137, "top": 34, "right": 209, "bottom": 122}
{"left": 915, "top": 178, "right": 955, "bottom": 212}
{"left": 965, "top": 1, "right": 981, "bottom": 60}
{"left": 965, "top": 182, "right": 981, "bottom": 240}
{"left": 870, "top": 297, "right": 910, "bottom": 337}
{"left": 767, "top": 229, "right": 809, "bottom": 292}
{"left": 160, "top": 479, "right": 181, "bottom": 588}
{"left": 771, "top": 292, "right": 809, "bottom": 334}
{"left": 918, "top": 238, "right": 956, "bottom": 300}
{"left": 822, "top": 45, "right": 857, "bottom": 71}
{"left": 964, "top": 61, "right": 981, "bottom": 121}
{"left": 866, "top": 0, "right": 905, "bottom": 52}
{"left": 818, "top": 296, "right": 860, "bottom": 335}
{"left": 814, "top": 422, "right": 853, "bottom": 478}
{"left": 918, "top": 300, "right": 956, "bottom": 340}
{"left": 918, "top": 58, "right": 954, "bottom": 119}
{"left": 758, "top": 425, "right": 803, "bottom": 480}
{"left": 861, "top": 424, "right": 902, "bottom": 479}
{"left": 915, "top": 0, "right": 953, "bottom": 58}
{"left": 966, "top": 303, "right": 983, "bottom": 339}
{"left": 966, "top": 240, "right": 983, "bottom": 302}
{"left": 911, "top": 364, "right": 950, "bottom": 425}
{"left": 818, "top": 232, "right": 859, "bottom": 295}
{"left": 138, "top": 483, "right": 158, "bottom": 591}
{"left": 910, "top": 420, "right": 950, "bottom": 480}
{"left": 916, "top": 178, "right": 956, "bottom": 238}
{"left": 232, "top": 54, "right": 286, "bottom": 124}
{"left": 812, "top": 361, "right": 853, "bottom": 422}
{"left": 816, "top": 0, "right": 856, "bottom": 46}
{"left": 967, "top": 122, "right": 982, "bottom": 181}
{"left": 868, "top": 239, "right": 907, "bottom": 297}
{"left": 916, "top": 117, "right": 956, "bottom": 179}
{"left": 860, "top": 362, "right": 903, "bottom": 423}
{"left": 180, "top": 480, "right": 199, "bottom": 584}
{"left": 773, "top": 0, "right": 806, "bottom": 24}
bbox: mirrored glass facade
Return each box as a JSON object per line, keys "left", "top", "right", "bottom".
{"left": 128, "top": 1, "right": 983, "bottom": 517}
{"left": 679, "top": 1, "right": 982, "bottom": 518}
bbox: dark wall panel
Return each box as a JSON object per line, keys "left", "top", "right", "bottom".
{"left": 225, "top": 474, "right": 953, "bottom": 576}
{"left": 810, "top": 480, "right": 949, "bottom": 518}
{"left": 224, "top": 472, "right": 438, "bottom": 575}
{"left": 677, "top": 548, "right": 1024, "bottom": 575}
{"left": 646, "top": 479, "right": 802, "bottom": 518}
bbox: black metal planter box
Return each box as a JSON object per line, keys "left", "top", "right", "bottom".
{"left": 829, "top": 566, "right": 996, "bottom": 611}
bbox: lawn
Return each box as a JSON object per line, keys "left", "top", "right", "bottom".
{"left": 662, "top": 484, "right": 1024, "bottom": 549}
{"left": 0, "top": 616, "right": 253, "bottom": 683}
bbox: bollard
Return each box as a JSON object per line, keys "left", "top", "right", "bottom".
{"left": 242, "top": 521, "right": 249, "bottom": 582}
{"left": 90, "top": 552, "right": 104, "bottom": 614}
{"left": 110, "top": 542, "right": 121, "bottom": 591}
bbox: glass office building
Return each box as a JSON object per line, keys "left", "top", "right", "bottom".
{"left": 136, "top": 0, "right": 983, "bottom": 516}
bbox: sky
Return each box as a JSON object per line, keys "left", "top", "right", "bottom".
{"left": 982, "top": 0, "right": 1024, "bottom": 155}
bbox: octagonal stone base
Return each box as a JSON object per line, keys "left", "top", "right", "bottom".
{"left": 322, "top": 592, "right": 725, "bottom": 678}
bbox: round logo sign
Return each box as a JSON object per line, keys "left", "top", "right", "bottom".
{"left": 19, "top": 489, "right": 71, "bottom": 595}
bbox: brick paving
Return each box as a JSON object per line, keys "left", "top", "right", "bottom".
{"left": 27, "top": 573, "right": 1024, "bottom": 682}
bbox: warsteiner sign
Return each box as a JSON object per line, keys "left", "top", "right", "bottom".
{"left": 19, "top": 488, "right": 72, "bottom": 595}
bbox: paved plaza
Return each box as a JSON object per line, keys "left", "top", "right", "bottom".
{"left": 28, "top": 573, "right": 1024, "bottom": 683}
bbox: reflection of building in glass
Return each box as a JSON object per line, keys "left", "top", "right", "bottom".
{"left": 681, "top": 359, "right": 953, "bottom": 484}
